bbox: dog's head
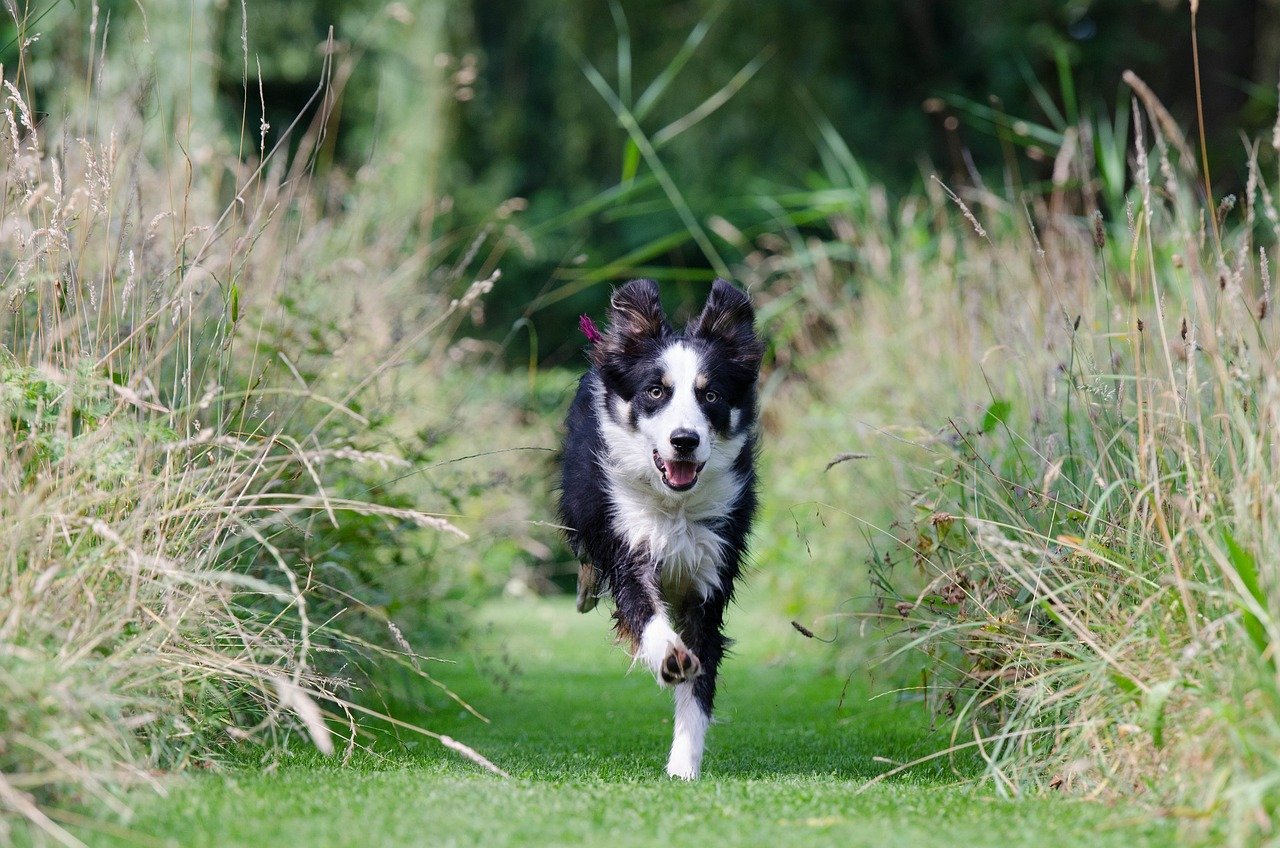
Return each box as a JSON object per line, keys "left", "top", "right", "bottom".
{"left": 590, "top": 278, "right": 763, "bottom": 494}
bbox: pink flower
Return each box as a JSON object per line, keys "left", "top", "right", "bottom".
{"left": 579, "top": 314, "right": 603, "bottom": 344}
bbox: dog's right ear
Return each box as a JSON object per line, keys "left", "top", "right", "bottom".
{"left": 590, "top": 278, "right": 669, "bottom": 367}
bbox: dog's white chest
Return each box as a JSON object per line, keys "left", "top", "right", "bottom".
{"left": 610, "top": 495, "right": 725, "bottom": 599}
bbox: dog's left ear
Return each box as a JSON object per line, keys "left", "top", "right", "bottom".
{"left": 689, "top": 279, "right": 763, "bottom": 374}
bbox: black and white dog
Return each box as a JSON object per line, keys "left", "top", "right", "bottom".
{"left": 559, "top": 278, "right": 762, "bottom": 780}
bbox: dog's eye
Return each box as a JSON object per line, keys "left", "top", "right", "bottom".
{"left": 647, "top": 386, "right": 664, "bottom": 400}
{"left": 703, "top": 390, "right": 718, "bottom": 403}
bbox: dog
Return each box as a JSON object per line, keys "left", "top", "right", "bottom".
{"left": 559, "top": 277, "right": 763, "bottom": 780}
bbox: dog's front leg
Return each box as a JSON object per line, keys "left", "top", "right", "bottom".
{"left": 611, "top": 554, "right": 700, "bottom": 686}
{"left": 666, "top": 594, "right": 727, "bottom": 780}
{"left": 667, "top": 680, "right": 710, "bottom": 780}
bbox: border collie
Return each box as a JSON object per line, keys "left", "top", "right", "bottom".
{"left": 559, "top": 278, "right": 762, "bottom": 780}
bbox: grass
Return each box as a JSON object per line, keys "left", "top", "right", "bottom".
{"left": 79, "top": 588, "right": 1173, "bottom": 847}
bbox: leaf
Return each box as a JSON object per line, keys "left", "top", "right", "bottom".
{"left": 272, "top": 677, "right": 334, "bottom": 756}
{"left": 620, "top": 139, "right": 640, "bottom": 183}
{"left": 633, "top": 1, "right": 726, "bottom": 119}
{"left": 438, "top": 734, "right": 510, "bottom": 778}
{"left": 1110, "top": 672, "right": 1140, "bottom": 698}
{"left": 1142, "top": 680, "right": 1176, "bottom": 749}
{"left": 652, "top": 48, "right": 771, "bottom": 147}
{"left": 980, "top": 399, "right": 1012, "bottom": 434}
{"left": 1223, "top": 530, "right": 1272, "bottom": 666}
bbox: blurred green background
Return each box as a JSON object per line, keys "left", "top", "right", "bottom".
{"left": 7, "top": 0, "right": 1276, "bottom": 361}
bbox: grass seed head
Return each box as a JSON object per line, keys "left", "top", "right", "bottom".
{"left": 1091, "top": 210, "right": 1105, "bottom": 249}
{"left": 1216, "top": 193, "right": 1236, "bottom": 227}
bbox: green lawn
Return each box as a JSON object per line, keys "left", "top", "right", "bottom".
{"left": 84, "top": 588, "right": 1171, "bottom": 847}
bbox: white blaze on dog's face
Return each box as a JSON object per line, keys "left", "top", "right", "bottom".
{"left": 637, "top": 342, "right": 712, "bottom": 491}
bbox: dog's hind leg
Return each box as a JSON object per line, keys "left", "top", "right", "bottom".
{"left": 666, "top": 594, "right": 728, "bottom": 780}
{"left": 575, "top": 560, "right": 601, "bottom": 613}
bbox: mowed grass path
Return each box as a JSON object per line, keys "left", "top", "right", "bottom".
{"left": 92, "top": 589, "right": 1171, "bottom": 847}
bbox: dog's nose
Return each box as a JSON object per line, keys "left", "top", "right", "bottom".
{"left": 670, "top": 429, "right": 700, "bottom": 453}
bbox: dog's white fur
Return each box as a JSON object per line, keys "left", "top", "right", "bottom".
{"left": 667, "top": 682, "right": 710, "bottom": 780}
{"left": 591, "top": 341, "right": 748, "bottom": 779}
{"left": 639, "top": 345, "right": 711, "bottom": 467}
{"left": 638, "top": 616, "right": 685, "bottom": 677}
{"left": 639, "top": 617, "right": 709, "bottom": 780}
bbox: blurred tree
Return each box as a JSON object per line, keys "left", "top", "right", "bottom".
{"left": 448, "top": 0, "right": 1273, "bottom": 199}
{"left": 362, "top": 1, "right": 451, "bottom": 234}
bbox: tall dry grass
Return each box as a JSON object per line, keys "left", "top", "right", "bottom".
{"left": 0, "top": 8, "right": 504, "bottom": 844}
{"left": 786, "top": 71, "right": 1280, "bottom": 843}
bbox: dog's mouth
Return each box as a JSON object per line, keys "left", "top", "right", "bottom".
{"left": 653, "top": 450, "right": 705, "bottom": 491}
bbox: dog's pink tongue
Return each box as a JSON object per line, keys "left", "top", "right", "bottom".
{"left": 667, "top": 460, "right": 698, "bottom": 487}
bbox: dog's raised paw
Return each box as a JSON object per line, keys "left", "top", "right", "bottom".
{"left": 660, "top": 644, "right": 701, "bottom": 684}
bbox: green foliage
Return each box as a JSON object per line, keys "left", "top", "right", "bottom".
{"left": 979, "top": 399, "right": 1012, "bottom": 435}
{"left": 9, "top": 1, "right": 1280, "bottom": 843}
{"left": 439, "top": 0, "right": 1277, "bottom": 358}
{"left": 1223, "top": 531, "right": 1271, "bottom": 668}
{"left": 0, "top": 6, "right": 485, "bottom": 838}
{"left": 805, "top": 76, "right": 1280, "bottom": 842}
{"left": 0, "top": 356, "right": 178, "bottom": 490}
